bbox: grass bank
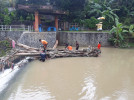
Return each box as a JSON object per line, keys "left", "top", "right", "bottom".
{"left": 61, "top": 30, "right": 110, "bottom": 33}
{"left": 128, "top": 42, "right": 134, "bottom": 48}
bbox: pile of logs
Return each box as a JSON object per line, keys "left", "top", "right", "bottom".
{"left": 14, "top": 42, "right": 101, "bottom": 58}
{"left": 1, "top": 41, "right": 101, "bottom": 60}
{"left": 0, "top": 40, "right": 101, "bottom": 71}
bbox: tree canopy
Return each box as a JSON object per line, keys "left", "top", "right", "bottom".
{"left": 0, "top": 0, "right": 134, "bottom": 27}
{"left": 0, "top": 0, "right": 134, "bottom": 47}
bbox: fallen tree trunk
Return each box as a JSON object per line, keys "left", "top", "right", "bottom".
{"left": 53, "top": 40, "right": 58, "bottom": 49}
{"left": 0, "top": 38, "right": 102, "bottom": 72}
{"left": 1, "top": 41, "right": 101, "bottom": 61}
{"left": 15, "top": 52, "right": 40, "bottom": 56}
{"left": 16, "top": 43, "right": 39, "bottom": 52}
{"left": 1, "top": 39, "right": 101, "bottom": 68}
{"left": 50, "top": 50, "right": 100, "bottom": 58}
{"left": 14, "top": 49, "right": 101, "bottom": 58}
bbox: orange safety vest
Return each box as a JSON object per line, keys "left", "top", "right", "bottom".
{"left": 41, "top": 40, "right": 48, "bottom": 45}
{"left": 67, "top": 46, "right": 72, "bottom": 50}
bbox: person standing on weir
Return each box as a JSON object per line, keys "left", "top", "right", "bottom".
{"left": 76, "top": 41, "right": 79, "bottom": 50}
{"left": 65, "top": 43, "right": 69, "bottom": 49}
{"left": 39, "top": 39, "right": 48, "bottom": 52}
{"left": 97, "top": 42, "right": 101, "bottom": 49}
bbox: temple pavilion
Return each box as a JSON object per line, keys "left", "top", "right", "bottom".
{"left": 18, "top": 4, "right": 67, "bottom": 32}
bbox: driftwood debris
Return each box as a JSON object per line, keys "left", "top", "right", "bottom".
{"left": 0, "top": 39, "right": 101, "bottom": 71}
{"left": 14, "top": 42, "right": 101, "bottom": 58}
{"left": 15, "top": 49, "right": 101, "bottom": 58}
{"left": 1, "top": 41, "right": 101, "bottom": 60}
{"left": 10, "top": 39, "right": 100, "bottom": 58}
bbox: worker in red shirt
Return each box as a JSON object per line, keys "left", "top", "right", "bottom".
{"left": 39, "top": 39, "right": 48, "bottom": 51}
{"left": 97, "top": 42, "right": 101, "bottom": 49}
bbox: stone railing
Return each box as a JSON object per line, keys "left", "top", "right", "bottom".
{"left": 0, "top": 25, "right": 34, "bottom": 32}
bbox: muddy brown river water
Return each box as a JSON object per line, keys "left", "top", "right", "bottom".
{"left": 1, "top": 47, "right": 134, "bottom": 100}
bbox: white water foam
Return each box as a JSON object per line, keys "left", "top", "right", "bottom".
{"left": 0, "top": 57, "right": 31, "bottom": 93}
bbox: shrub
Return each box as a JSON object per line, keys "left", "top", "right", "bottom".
{"left": 84, "top": 17, "right": 99, "bottom": 29}
{"left": 0, "top": 40, "right": 11, "bottom": 57}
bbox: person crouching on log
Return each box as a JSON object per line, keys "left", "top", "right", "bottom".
{"left": 67, "top": 45, "right": 73, "bottom": 51}
{"left": 39, "top": 39, "right": 48, "bottom": 52}
{"left": 40, "top": 51, "right": 46, "bottom": 62}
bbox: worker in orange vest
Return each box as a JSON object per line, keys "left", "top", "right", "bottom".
{"left": 67, "top": 45, "right": 72, "bottom": 51}
{"left": 39, "top": 39, "right": 48, "bottom": 51}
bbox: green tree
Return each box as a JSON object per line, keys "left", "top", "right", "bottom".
{"left": 111, "top": 0, "right": 134, "bottom": 24}
{"left": 84, "top": 17, "right": 99, "bottom": 29}
{"left": 19, "top": 16, "right": 24, "bottom": 24}
{"left": 4, "top": 15, "right": 11, "bottom": 25}
{"left": 86, "top": 3, "right": 102, "bottom": 18}
{"left": 26, "top": 14, "right": 31, "bottom": 20}
{"left": 3, "top": 8, "right": 12, "bottom": 25}
{"left": 109, "top": 18, "right": 128, "bottom": 47}
{"left": 128, "top": 25, "right": 134, "bottom": 37}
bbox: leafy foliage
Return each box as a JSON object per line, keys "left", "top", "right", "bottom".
{"left": 109, "top": 18, "right": 129, "bottom": 47}
{"left": 84, "top": 17, "right": 99, "bottom": 29}
{"left": 19, "top": 16, "right": 24, "bottom": 23}
{"left": 0, "top": 40, "right": 11, "bottom": 57}
{"left": 129, "top": 25, "right": 134, "bottom": 37}
{"left": 0, "top": 0, "right": 134, "bottom": 48}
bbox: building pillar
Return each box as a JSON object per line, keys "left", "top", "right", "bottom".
{"left": 39, "top": 15, "right": 41, "bottom": 25}
{"left": 55, "top": 16, "right": 58, "bottom": 31}
{"left": 35, "top": 11, "right": 39, "bottom": 32}
{"left": 64, "top": 22, "right": 66, "bottom": 31}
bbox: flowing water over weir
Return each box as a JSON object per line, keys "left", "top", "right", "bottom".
{"left": 0, "top": 48, "right": 134, "bottom": 100}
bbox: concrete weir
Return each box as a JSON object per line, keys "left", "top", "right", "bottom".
{"left": 0, "top": 31, "right": 111, "bottom": 47}
{"left": 58, "top": 31, "right": 111, "bottom": 46}
{"left": 0, "top": 31, "right": 56, "bottom": 48}
{"left": 17, "top": 32, "right": 56, "bottom": 48}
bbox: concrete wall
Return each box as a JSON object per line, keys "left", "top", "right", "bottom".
{"left": 0, "top": 31, "right": 56, "bottom": 48}
{"left": 0, "top": 31, "right": 111, "bottom": 48}
{"left": 0, "top": 31, "right": 23, "bottom": 41}
{"left": 58, "top": 32, "right": 111, "bottom": 46}
{"left": 18, "top": 32, "right": 56, "bottom": 48}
